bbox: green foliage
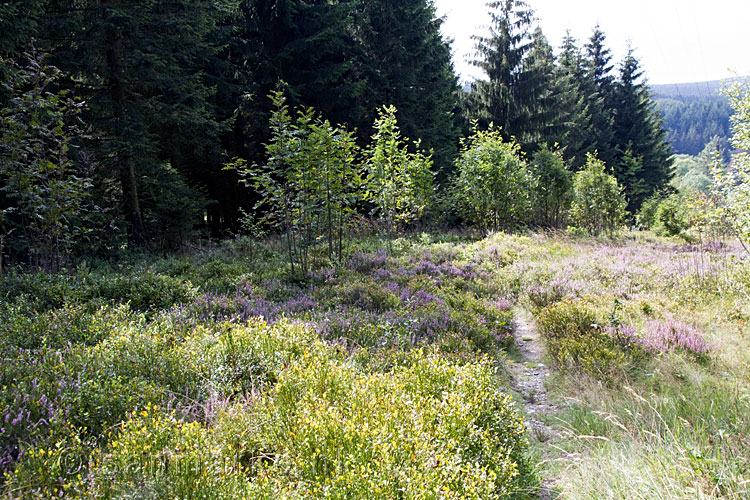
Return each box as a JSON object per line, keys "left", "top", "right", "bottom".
{"left": 536, "top": 301, "right": 628, "bottom": 375}
{"left": 91, "top": 408, "right": 253, "bottom": 499}
{"left": 0, "top": 269, "right": 197, "bottom": 313}
{"left": 219, "top": 347, "right": 531, "bottom": 499}
{"left": 0, "top": 247, "right": 536, "bottom": 498}
{"left": 365, "top": 105, "right": 435, "bottom": 237}
{"left": 4, "top": 228, "right": 750, "bottom": 499}
{"left": 672, "top": 138, "right": 727, "bottom": 194}
{"left": 554, "top": 32, "right": 599, "bottom": 170}
{"left": 672, "top": 154, "right": 710, "bottom": 192}
{"left": 636, "top": 190, "right": 668, "bottom": 229}
{"left": 652, "top": 193, "right": 690, "bottom": 238}
{"left": 0, "top": 301, "right": 129, "bottom": 351}
{"left": 454, "top": 126, "right": 534, "bottom": 230}
{"left": 139, "top": 162, "right": 209, "bottom": 252}
{"left": 569, "top": 153, "right": 627, "bottom": 236}
{"left": 230, "top": 88, "right": 362, "bottom": 275}
{"left": 714, "top": 81, "right": 750, "bottom": 252}
{"left": 0, "top": 51, "right": 90, "bottom": 270}
{"left": 530, "top": 146, "right": 572, "bottom": 228}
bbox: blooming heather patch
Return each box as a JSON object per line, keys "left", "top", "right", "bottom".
{"left": 485, "top": 297, "right": 513, "bottom": 311}
{"left": 641, "top": 320, "right": 712, "bottom": 356}
{"left": 603, "top": 320, "right": 712, "bottom": 357}
{"left": 346, "top": 249, "right": 389, "bottom": 273}
{"left": 172, "top": 286, "right": 317, "bottom": 326}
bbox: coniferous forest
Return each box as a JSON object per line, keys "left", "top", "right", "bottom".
{"left": 651, "top": 80, "right": 736, "bottom": 157}
{"left": 2, "top": 1, "right": 750, "bottom": 499}
{"left": 1, "top": 0, "right": 675, "bottom": 262}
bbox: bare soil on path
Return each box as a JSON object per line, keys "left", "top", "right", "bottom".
{"left": 509, "top": 308, "right": 560, "bottom": 499}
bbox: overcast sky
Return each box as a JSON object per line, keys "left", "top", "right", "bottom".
{"left": 434, "top": 0, "right": 749, "bottom": 85}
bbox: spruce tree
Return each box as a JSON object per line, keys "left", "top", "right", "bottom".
{"left": 353, "top": 0, "right": 461, "bottom": 176}
{"left": 582, "top": 25, "right": 617, "bottom": 166}
{"left": 555, "top": 32, "right": 596, "bottom": 169}
{"left": 612, "top": 48, "right": 673, "bottom": 210}
{"left": 36, "top": 0, "right": 238, "bottom": 245}
{"left": 469, "top": 0, "right": 536, "bottom": 141}
{"left": 522, "top": 27, "right": 563, "bottom": 152}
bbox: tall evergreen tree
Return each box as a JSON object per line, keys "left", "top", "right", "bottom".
{"left": 612, "top": 47, "right": 673, "bottom": 209}
{"left": 582, "top": 25, "right": 617, "bottom": 166}
{"left": 521, "top": 27, "right": 563, "bottom": 152}
{"left": 36, "top": 0, "right": 238, "bottom": 245}
{"left": 353, "top": 0, "right": 461, "bottom": 175}
{"left": 468, "top": 0, "right": 536, "bottom": 141}
{"left": 554, "top": 32, "right": 596, "bottom": 169}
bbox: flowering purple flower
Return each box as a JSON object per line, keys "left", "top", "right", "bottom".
{"left": 409, "top": 290, "right": 445, "bottom": 308}
{"left": 346, "top": 249, "right": 388, "bottom": 273}
{"left": 605, "top": 320, "right": 711, "bottom": 356}
{"left": 641, "top": 320, "right": 712, "bottom": 356}
{"left": 486, "top": 298, "right": 512, "bottom": 311}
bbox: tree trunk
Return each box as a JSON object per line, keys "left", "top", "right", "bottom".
{"left": 107, "top": 25, "right": 146, "bottom": 246}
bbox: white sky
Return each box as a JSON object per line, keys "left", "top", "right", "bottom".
{"left": 434, "top": 0, "right": 750, "bottom": 85}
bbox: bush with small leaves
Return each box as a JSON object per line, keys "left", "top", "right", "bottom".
{"left": 569, "top": 153, "right": 628, "bottom": 236}
{"left": 536, "top": 301, "right": 629, "bottom": 375}
{"left": 530, "top": 146, "right": 572, "bottom": 228}
{"left": 454, "top": 126, "right": 535, "bottom": 230}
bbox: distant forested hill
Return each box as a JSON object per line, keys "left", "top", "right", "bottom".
{"left": 651, "top": 79, "right": 743, "bottom": 156}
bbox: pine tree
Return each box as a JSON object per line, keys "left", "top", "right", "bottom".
{"left": 612, "top": 47, "right": 673, "bottom": 209}
{"left": 36, "top": 0, "right": 238, "bottom": 245}
{"left": 582, "top": 25, "right": 617, "bottom": 166}
{"left": 469, "top": 0, "right": 535, "bottom": 138}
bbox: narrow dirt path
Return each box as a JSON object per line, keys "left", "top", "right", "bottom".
{"left": 509, "top": 308, "right": 559, "bottom": 499}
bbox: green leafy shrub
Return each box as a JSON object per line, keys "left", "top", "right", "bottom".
{"left": 636, "top": 190, "right": 668, "bottom": 229}
{"left": 454, "top": 126, "right": 534, "bottom": 230}
{"left": 89, "top": 407, "right": 253, "bottom": 499}
{"left": 714, "top": 81, "right": 750, "bottom": 251}
{"left": 334, "top": 278, "right": 401, "bottom": 311}
{"left": 216, "top": 347, "right": 532, "bottom": 499}
{"left": 530, "top": 146, "right": 572, "bottom": 228}
{"left": 569, "top": 153, "right": 627, "bottom": 236}
{"left": 0, "top": 50, "right": 91, "bottom": 271}
{"left": 0, "top": 301, "right": 132, "bottom": 351}
{"left": 3, "top": 423, "right": 93, "bottom": 499}
{"left": 177, "top": 319, "right": 318, "bottom": 398}
{"left": 365, "top": 105, "right": 435, "bottom": 237}
{"left": 0, "top": 271, "right": 79, "bottom": 310}
{"left": 228, "top": 87, "right": 363, "bottom": 275}
{"left": 652, "top": 193, "right": 690, "bottom": 238}
{"left": 0, "top": 269, "right": 197, "bottom": 312}
{"left": 85, "top": 271, "right": 198, "bottom": 311}
{"left": 536, "top": 301, "right": 628, "bottom": 375}
{"left": 160, "top": 257, "right": 253, "bottom": 294}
